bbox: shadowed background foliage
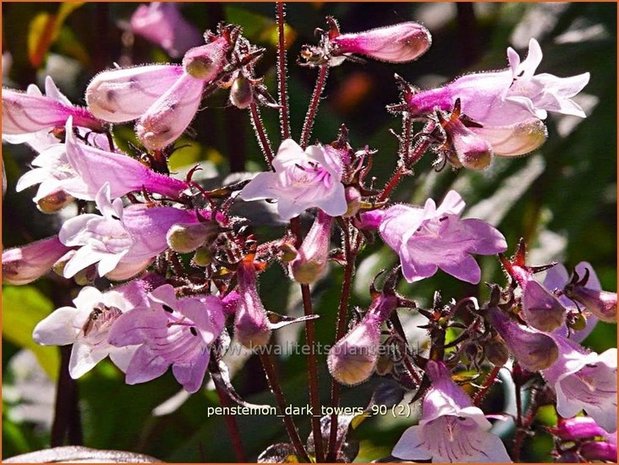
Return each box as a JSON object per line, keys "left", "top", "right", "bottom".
{"left": 2, "top": 2, "right": 616, "bottom": 462}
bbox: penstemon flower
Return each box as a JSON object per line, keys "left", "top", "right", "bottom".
{"left": 290, "top": 210, "right": 333, "bottom": 284}
{"left": 405, "top": 38, "right": 590, "bottom": 126}
{"left": 108, "top": 284, "right": 226, "bottom": 393}
{"left": 16, "top": 118, "right": 189, "bottom": 205}
{"left": 129, "top": 3, "right": 202, "bottom": 58}
{"left": 2, "top": 76, "right": 103, "bottom": 144}
{"left": 239, "top": 139, "right": 347, "bottom": 220}
{"left": 392, "top": 360, "right": 511, "bottom": 462}
{"left": 542, "top": 335, "right": 617, "bottom": 433}
{"left": 33, "top": 280, "right": 157, "bottom": 378}
{"left": 58, "top": 184, "right": 210, "bottom": 279}
{"left": 2, "top": 235, "right": 71, "bottom": 285}
{"left": 364, "top": 190, "right": 507, "bottom": 283}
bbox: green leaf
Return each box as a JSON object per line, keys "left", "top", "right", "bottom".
{"left": 2, "top": 286, "right": 59, "bottom": 379}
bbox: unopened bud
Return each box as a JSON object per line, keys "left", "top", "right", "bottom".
{"left": 328, "top": 314, "right": 381, "bottom": 386}
{"left": 279, "top": 242, "right": 298, "bottom": 263}
{"left": 485, "top": 336, "right": 509, "bottom": 367}
{"left": 343, "top": 186, "right": 362, "bottom": 218}
{"left": 229, "top": 75, "right": 254, "bottom": 109}
{"left": 441, "top": 112, "right": 493, "bottom": 170}
{"left": 166, "top": 222, "right": 218, "bottom": 253}
{"left": 330, "top": 22, "right": 431, "bottom": 64}
{"left": 487, "top": 307, "right": 559, "bottom": 372}
{"left": 182, "top": 37, "right": 229, "bottom": 81}
{"left": 565, "top": 285, "right": 617, "bottom": 323}
{"left": 234, "top": 260, "right": 272, "bottom": 348}
{"left": 580, "top": 441, "right": 617, "bottom": 462}
{"left": 74, "top": 265, "right": 97, "bottom": 286}
{"left": 553, "top": 417, "right": 606, "bottom": 441}
{"left": 37, "top": 191, "right": 74, "bottom": 213}
{"left": 192, "top": 246, "right": 213, "bottom": 267}
{"left": 2, "top": 236, "right": 71, "bottom": 285}
{"left": 522, "top": 279, "right": 566, "bottom": 331}
{"left": 291, "top": 210, "right": 332, "bottom": 284}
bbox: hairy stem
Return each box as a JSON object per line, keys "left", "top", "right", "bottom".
{"left": 473, "top": 365, "right": 502, "bottom": 407}
{"left": 327, "top": 222, "right": 357, "bottom": 461}
{"left": 258, "top": 352, "right": 310, "bottom": 462}
{"left": 378, "top": 120, "right": 436, "bottom": 202}
{"left": 249, "top": 102, "right": 275, "bottom": 168}
{"left": 300, "top": 64, "right": 329, "bottom": 149}
{"left": 214, "top": 390, "right": 247, "bottom": 462}
{"left": 301, "top": 284, "right": 326, "bottom": 462}
{"left": 276, "top": 2, "right": 291, "bottom": 140}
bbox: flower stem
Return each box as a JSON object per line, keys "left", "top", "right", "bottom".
{"left": 258, "top": 352, "right": 310, "bottom": 462}
{"left": 300, "top": 64, "right": 329, "bottom": 150}
{"left": 212, "top": 368, "right": 247, "bottom": 461}
{"left": 473, "top": 365, "right": 501, "bottom": 407}
{"left": 51, "top": 346, "right": 83, "bottom": 447}
{"left": 378, "top": 120, "right": 436, "bottom": 202}
{"left": 327, "top": 222, "right": 357, "bottom": 461}
{"left": 300, "top": 283, "right": 326, "bottom": 462}
{"left": 276, "top": 1, "right": 291, "bottom": 140}
{"left": 249, "top": 102, "right": 275, "bottom": 168}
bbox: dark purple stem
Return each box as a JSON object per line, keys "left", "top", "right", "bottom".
{"left": 276, "top": 2, "right": 291, "bottom": 140}
{"left": 249, "top": 102, "right": 275, "bottom": 168}
{"left": 300, "top": 64, "right": 329, "bottom": 149}
{"left": 51, "top": 346, "right": 83, "bottom": 447}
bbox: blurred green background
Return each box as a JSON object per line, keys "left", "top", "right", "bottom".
{"left": 2, "top": 2, "right": 616, "bottom": 462}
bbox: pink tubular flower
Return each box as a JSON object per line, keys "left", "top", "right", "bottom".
{"left": 58, "top": 184, "right": 206, "bottom": 279}
{"left": 542, "top": 335, "right": 617, "bottom": 433}
{"left": 392, "top": 360, "right": 511, "bottom": 462}
{"left": 234, "top": 258, "right": 272, "bottom": 349}
{"left": 291, "top": 210, "right": 333, "bottom": 284}
{"left": 32, "top": 281, "right": 154, "bottom": 378}
{"left": 108, "top": 284, "right": 226, "bottom": 393}
{"left": 2, "top": 235, "right": 71, "bottom": 285}
{"left": 553, "top": 416, "right": 607, "bottom": 441}
{"left": 2, "top": 76, "right": 103, "bottom": 142}
{"left": 16, "top": 118, "right": 188, "bottom": 203}
{"left": 406, "top": 39, "right": 589, "bottom": 127}
{"left": 562, "top": 265, "right": 617, "bottom": 323}
{"left": 328, "top": 292, "right": 397, "bottom": 386}
{"left": 87, "top": 33, "right": 231, "bottom": 151}
{"left": 130, "top": 3, "right": 202, "bottom": 58}
{"left": 545, "top": 262, "right": 602, "bottom": 341}
{"left": 86, "top": 65, "right": 185, "bottom": 123}
{"left": 487, "top": 307, "right": 559, "bottom": 372}
{"left": 371, "top": 190, "right": 507, "bottom": 284}
{"left": 330, "top": 21, "right": 431, "bottom": 64}
{"left": 239, "top": 139, "right": 347, "bottom": 221}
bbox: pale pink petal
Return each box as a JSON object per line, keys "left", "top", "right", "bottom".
{"left": 69, "top": 341, "right": 109, "bottom": 378}
{"left": 171, "top": 348, "right": 209, "bottom": 393}
{"left": 86, "top": 65, "right": 184, "bottom": 123}
{"left": 33, "top": 307, "right": 81, "bottom": 345}
{"left": 125, "top": 345, "right": 170, "bottom": 385}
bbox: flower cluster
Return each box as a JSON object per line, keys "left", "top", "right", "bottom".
{"left": 2, "top": 5, "right": 614, "bottom": 464}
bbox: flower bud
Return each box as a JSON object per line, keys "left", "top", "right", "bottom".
{"left": 229, "top": 75, "right": 254, "bottom": 109}
{"left": 553, "top": 417, "right": 607, "bottom": 441}
{"left": 3, "top": 236, "right": 71, "bottom": 285}
{"left": 291, "top": 210, "right": 332, "bottom": 284}
{"left": 522, "top": 279, "right": 566, "bottom": 331}
{"left": 441, "top": 112, "right": 493, "bottom": 170}
{"left": 192, "top": 246, "right": 213, "bottom": 267}
{"left": 328, "top": 293, "right": 397, "bottom": 386}
{"left": 328, "top": 313, "right": 382, "bottom": 386}
{"left": 565, "top": 285, "right": 617, "bottom": 323}
{"left": 487, "top": 307, "right": 559, "bottom": 372}
{"left": 234, "top": 259, "right": 272, "bottom": 348}
{"left": 474, "top": 118, "right": 547, "bottom": 158}
{"left": 485, "top": 336, "right": 509, "bottom": 367}
{"left": 343, "top": 186, "right": 362, "bottom": 218}
{"left": 580, "top": 441, "right": 617, "bottom": 462}
{"left": 36, "top": 191, "right": 74, "bottom": 213}
{"left": 136, "top": 73, "right": 205, "bottom": 151}
{"left": 166, "top": 221, "right": 218, "bottom": 253}
{"left": 331, "top": 22, "right": 431, "bottom": 64}
{"left": 182, "top": 37, "right": 228, "bottom": 81}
